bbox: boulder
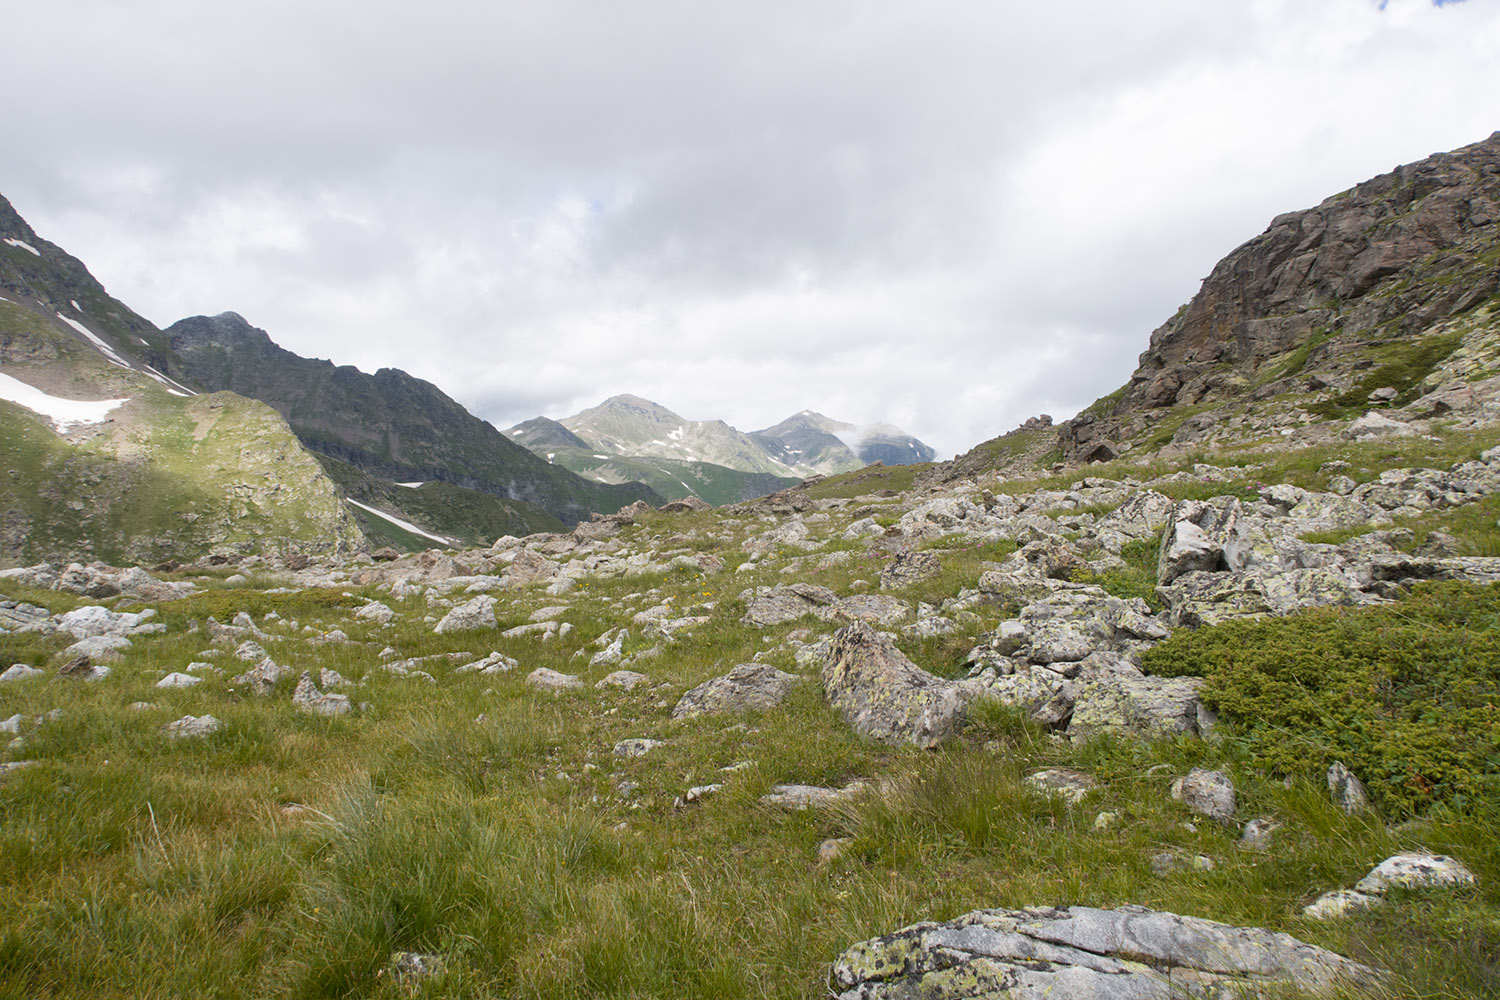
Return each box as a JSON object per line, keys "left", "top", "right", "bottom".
{"left": 822, "top": 621, "right": 972, "bottom": 748}
{"left": 831, "top": 905, "right": 1379, "bottom": 999}
{"left": 526, "top": 668, "right": 582, "bottom": 692}
{"left": 760, "top": 781, "right": 866, "bottom": 810}
{"left": 1067, "top": 675, "right": 1213, "bottom": 740}
{"left": 880, "top": 550, "right": 942, "bottom": 589}
{"left": 742, "top": 583, "right": 838, "bottom": 626}
{"left": 1023, "top": 768, "right": 1096, "bottom": 804}
{"left": 292, "top": 672, "right": 352, "bottom": 716}
{"left": 1354, "top": 853, "right": 1476, "bottom": 894}
{"left": 672, "top": 663, "right": 799, "bottom": 720}
{"left": 1344, "top": 411, "right": 1416, "bottom": 440}
{"left": 156, "top": 672, "right": 202, "bottom": 689}
{"left": 1327, "top": 761, "right": 1371, "bottom": 814}
{"left": 163, "top": 714, "right": 220, "bottom": 738}
{"left": 57, "top": 605, "right": 156, "bottom": 639}
{"left": 434, "top": 595, "right": 497, "bottom": 634}
{"left": 612, "top": 738, "right": 662, "bottom": 757}
{"left": 596, "top": 669, "right": 649, "bottom": 690}
{"left": 0, "top": 600, "right": 54, "bottom": 633}
{"left": 1171, "top": 768, "right": 1237, "bottom": 825}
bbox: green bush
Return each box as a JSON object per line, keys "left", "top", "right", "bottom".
{"left": 1143, "top": 581, "right": 1500, "bottom": 815}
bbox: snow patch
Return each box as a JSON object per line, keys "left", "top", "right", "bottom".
{"left": 55, "top": 312, "right": 131, "bottom": 369}
{"left": 3, "top": 238, "right": 40, "bottom": 256}
{"left": 136, "top": 337, "right": 149, "bottom": 346}
{"left": 593, "top": 454, "right": 609, "bottom": 459}
{"left": 143, "top": 365, "right": 197, "bottom": 397}
{"left": 344, "top": 498, "right": 454, "bottom": 546}
{"left": 547, "top": 453, "right": 555, "bottom": 462}
{"left": 0, "top": 372, "right": 128, "bottom": 431}
{"left": 668, "top": 425, "right": 684, "bottom": 441}
{"left": 510, "top": 429, "right": 522, "bottom": 435}
{"left": 396, "top": 482, "right": 425, "bottom": 488}
{"left": 70, "top": 300, "right": 82, "bottom": 311}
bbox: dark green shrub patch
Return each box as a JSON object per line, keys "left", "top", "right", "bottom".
{"left": 1143, "top": 581, "right": 1500, "bottom": 815}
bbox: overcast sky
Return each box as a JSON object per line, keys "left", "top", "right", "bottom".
{"left": 5, "top": 0, "right": 1499, "bottom": 458}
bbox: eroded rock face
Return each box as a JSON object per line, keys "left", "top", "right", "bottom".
{"left": 822, "top": 621, "right": 972, "bottom": 748}
{"left": 832, "top": 904, "right": 1379, "bottom": 1000}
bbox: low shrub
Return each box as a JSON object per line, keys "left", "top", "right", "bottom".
{"left": 1143, "top": 581, "right": 1500, "bottom": 815}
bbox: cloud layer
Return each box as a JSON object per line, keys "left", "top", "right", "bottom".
{"left": 7, "top": 0, "right": 1498, "bottom": 457}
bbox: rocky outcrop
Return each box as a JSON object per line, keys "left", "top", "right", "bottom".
{"left": 832, "top": 904, "right": 1379, "bottom": 999}
{"left": 823, "top": 621, "right": 973, "bottom": 747}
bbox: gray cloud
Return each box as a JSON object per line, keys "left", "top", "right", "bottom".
{"left": 6, "top": 0, "right": 1498, "bottom": 457}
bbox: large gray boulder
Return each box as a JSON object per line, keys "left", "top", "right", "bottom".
{"left": 822, "top": 621, "right": 972, "bottom": 748}
{"left": 434, "top": 595, "right": 497, "bottom": 634}
{"left": 672, "top": 663, "right": 799, "bottom": 720}
{"left": 742, "top": 583, "right": 838, "bottom": 626}
{"left": 1171, "top": 768, "right": 1237, "bottom": 826}
{"left": 1067, "top": 675, "right": 1214, "bottom": 741}
{"left": 832, "top": 904, "right": 1379, "bottom": 1000}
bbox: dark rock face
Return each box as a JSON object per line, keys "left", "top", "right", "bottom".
{"left": 162, "top": 313, "right": 661, "bottom": 526}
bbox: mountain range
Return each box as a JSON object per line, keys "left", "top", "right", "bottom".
{"left": 506, "top": 394, "right": 935, "bottom": 504}
{"left": 0, "top": 194, "right": 668, "bottom": 563}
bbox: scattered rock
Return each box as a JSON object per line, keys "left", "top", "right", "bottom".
{"left": 526, "top": 668, "right": 582, "bottom": 692}
{"left": 1344, "top": 411, "right": 1416, "bottom": 440}
{"left": 354, "top": 601, "right": 395, "bottom": 624}
{"left": 1327, "top": 761, "right": 1371, "bottom": 814}
{"left": 1239, "top": 817, "right": 1280, "bottom": 851}
{"left": 390, "top": 951, "right": 445, "bottom": 983}
{"left": 742, "top": 583, "right": 837, "bottom": 626}
{"left": 233, "top": 657, "right": 293, "bottom": 695}
{"left": 292, "top": 672, "right": 352, "bottom": 716}
{"left": 1354, "top": 853, "right": 1477, "bottom": 894}
{"left": 1171, "top": 768, "right": 1237, "bottom": 826}
{"left": 879, "top": 550, "right": 941, "bottom": 589}
{"left": 596, "top": 670, "right": 649, "bottom": 690}
{"left": 613, "top": 738, "right": 663, "bottom": 757}
{"left": 434, "top": 595, "right": 497, "bottom": 633}
{"left": 156, "top": 672, "right": 202, "bottom": 689}
{"left": 163, "top": 714, "right": 220, "bottom": 738}
{"left": 454, "top": 652, "right": 519, "bottom": 675}
{"left": 62, "top": 635, "right": 130, "bottom": 663}
{"left": 1150, "top": 852, "right": 1216, "bottom": 875}
{"left": 673, "top": 784, "right": 721, "bottom": 808}
{"left": 760, "top": 782, "right": 865, "bottom": 810}
{"left": 1023, "top": 768, "right": 1096, "bottom": 804}
{"left": 0, "top": 664, "right": 44, "bottom": 682}
{"left": 1067, "top": 675, "right": 1214, "bottom": 740}
{"left": 589, "top": 629, "right": 627, "bottom": 667}
{"left": 672, "top": 663, "right": 799, "bottom": 720}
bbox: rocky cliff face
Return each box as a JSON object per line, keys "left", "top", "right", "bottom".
{"left": 1125, "top": 130, "right": 1500, "bottom": 414}
{"left": 954, "top": 132, "right": 1500, "bottom": 477}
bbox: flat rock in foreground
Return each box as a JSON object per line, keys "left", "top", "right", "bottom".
{"left": 832, "top": 904, "right": 1379, "bottom": 999}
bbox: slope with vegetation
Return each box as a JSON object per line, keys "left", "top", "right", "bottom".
{"left": 3, "top": 137, "right": 1500, "bottom": 999}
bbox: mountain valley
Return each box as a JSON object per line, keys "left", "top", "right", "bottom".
{"left": 2, "top": 136, "right": 1499, "bottom": 999}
